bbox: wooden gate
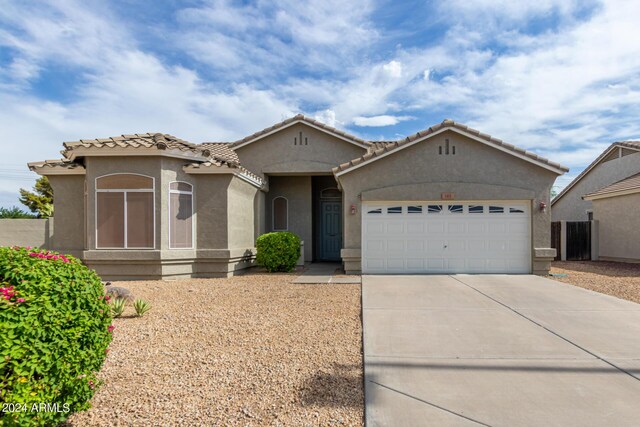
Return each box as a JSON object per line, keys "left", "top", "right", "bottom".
{"left": 550, "top": 221, "right": 561, "bottom": 261}
{"left": 566, "top": 221, "right": 591, "bottom": 260}
{"left": 550, "top": 221, "right": 592, "bottom": 261}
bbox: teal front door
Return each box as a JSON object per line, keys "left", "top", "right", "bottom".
{"left": 319, "top": 201, "right": 342, "bottom": 261}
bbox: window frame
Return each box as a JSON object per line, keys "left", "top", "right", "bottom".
{"left": 95, "top": 173, "right": 156, "bottom": 249}
{"left": 272, "top": 196, "right": 289, "bottom": 231}
{"left": 168, "top": 181, "right": 194, "bottom": 250}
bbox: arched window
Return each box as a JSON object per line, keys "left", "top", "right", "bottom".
{"left": 96, "top": 174, "right": 154, "bottom": 249}
{"left": 272, "top": 197, "right": 288, "bottom": 231}
{"left": 169, "top": 182, "right": 193, "bottom": 249}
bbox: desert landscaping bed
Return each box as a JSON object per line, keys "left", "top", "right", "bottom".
{"left": 66, "top": 272, "right": 364, "bottom": 426}
{"left": 550, "top": 261, "right": 640, "bottom": 304}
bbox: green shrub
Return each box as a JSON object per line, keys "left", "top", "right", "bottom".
{"left": 0, "top": 246, "right": 112, "bottom": 427}
{"left": 133, "top": 299, "right": 151, "bottom": 317}
{"left": 0, "top": 207, "right": 37, "bottom": 219}
{"left": 110, "top": 298, "right": 126, "bottom": 318}
{"left": 255, "top": 232, "right": 301, "bottom": 272}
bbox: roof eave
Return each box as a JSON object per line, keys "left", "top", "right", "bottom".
{"left": 183, "top": 164, "right": 264, "bottom": 188}
{"left": 583, "top": 187, "right": 640, "bottom": 201}
{"left": 231, "top": 118, "right": 370, "bottom": 150}
{"left": 334, "top": 126, "right": 568, "bottom": 178}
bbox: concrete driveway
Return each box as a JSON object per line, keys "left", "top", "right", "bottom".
{"left": 363, "top": 275, "right": 640, "bottom": 426}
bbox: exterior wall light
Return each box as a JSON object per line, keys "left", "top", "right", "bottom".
{"left": 539, "top": 201, "right": 547, "bottom": 213}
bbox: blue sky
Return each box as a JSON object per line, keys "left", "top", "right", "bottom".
{"left": 1, "top": 0, "right": 639, "bottom": 209}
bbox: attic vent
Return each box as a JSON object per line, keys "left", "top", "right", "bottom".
{"left": 294, "top": 131, "right": 308, "bottom": 146}
{"left": 439, "top": 138, "right": 456, "bottom": 155}
{"left": 601, "top": 148, "right": 620, "bottom": 163}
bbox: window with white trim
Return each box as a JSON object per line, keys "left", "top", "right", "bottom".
{"left": 96, "top": 174, "right": 154, "bottom": 249}
{"left": 169, "top": 182, "right": 193, "bottom": 249}
{"left": 273, "top": 197, "right": 288, "bottom": 231}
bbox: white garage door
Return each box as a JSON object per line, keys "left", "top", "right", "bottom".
{"left": 362, "top": 202, "right": 531, "bottom": 274}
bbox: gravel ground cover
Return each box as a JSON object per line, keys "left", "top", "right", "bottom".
{"left": 66, "top": 271, "right": 364, "bottom": 426}
{"left": 550, "top": 261, "right": 640, "bottom": 304}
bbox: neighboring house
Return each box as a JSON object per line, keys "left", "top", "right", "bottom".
{"left": 28, "top": 115, "right": 567, "bottom": 279}
{"left": 551, "top": 141, "right": 640, "bottom": 221}
{"left": 583, "top": 173, "right": 640, "bottom": 262}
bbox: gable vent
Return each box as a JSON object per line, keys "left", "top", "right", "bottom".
{"left": 294, "top": 131, "right": 308, "bottom": 146}
{"left": 439, "top": 138, "right": 456, "bottom": 155}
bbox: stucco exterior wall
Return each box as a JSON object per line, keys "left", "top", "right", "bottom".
{"left": 552, "top": 150, "right": 640, "bottom": 221}
{"left": 227, "top": 177, "right": 260, "bottom": 249}
{"left": 593, "top": 193, "right": 640, "bottom": 261}
{"left": 234, "top": 123, "right": 366, "bottom": 177}
{"left": 337, "top": 130, "right": 559, "bottom": 273}
{"left": 193, "top": 174, "right": 231, "bottom": 249}
{"left": 0, "top": 219, "right": 53, "bottom": 248}
{"left": 48, "top": 175, "right": 85, "bottom": 256}
{"left": 266, "top": 176, "right": 313, "bottom": 261}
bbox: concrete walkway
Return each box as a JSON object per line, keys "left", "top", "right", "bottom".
{"left": 293, "top": 262, "right": 360, "bottom": 284}
{"left": 363, "top": 275, "right": 640, "bottom": 426}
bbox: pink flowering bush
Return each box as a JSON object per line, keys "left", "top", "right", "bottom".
{"left": 0, "top": 246, "right": 113, "bottom": 427}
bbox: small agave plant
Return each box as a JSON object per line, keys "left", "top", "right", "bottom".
{"left": 133, "top": 299, "right": 151, "bottom": 317}
{"left": 110, "top": 298, "right": 127, "bottom": 318}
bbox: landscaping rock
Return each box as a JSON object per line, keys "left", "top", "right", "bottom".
{"left": 67, "top": 273, "right": 363, "bottom": 426}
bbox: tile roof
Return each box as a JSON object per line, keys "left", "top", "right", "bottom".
{"left": 184, "top": 160, "right": 264, "bottom": 187}
{"left": 333, "top": 119, "right": 569, "bottom": 175}
{"left": 583, "top": 172, "right": 640, "bottom": 199}
{"left": 62, "top": 133, "right": 203, "bottom": 157}
{"left": 199, "top": 142, "right": 240, "bottom": 164}
{"left": 27, "top": 159, "right": 85, "bottom": 172}
{"left": 552, "top": 141, "right": 640, "bottom": 204}
{"left": 230, "top": 114, "right": 371, "bottom": 148}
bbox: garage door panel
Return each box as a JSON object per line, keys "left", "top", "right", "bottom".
{"left": 387, "top": 240, "right": 404, "bottom": 251}
{"left": 366, "top": 239, "right": 385, "bottom": 252}
{"left": 362, "top": 202, "right": 530, "bottom": 274}
{"left": 406, "top": 259, "right": 425, "bottom": 269}
{"left": 386, "top": 222, "right": 404, "bottom": 233}
{"left": 467, "top": 222, "right": 486, "bottom": 233}
{"left": 447, "top": 222, "right": 465, "bottom": 233}
{"left": 406, "top": 222, "right": 425, "bottom": 234}
{"left": 427, "top": 221, "right": 445, "bottom": 233}
{"left": 406, "top": 240, "right": 425, "bottom": 251}
{"left": 366, "top": 222, "right": 385, "bottom": 234}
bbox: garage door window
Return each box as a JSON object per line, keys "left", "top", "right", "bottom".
{"left": 469, "top": 205, "right": 484, "bottom": 214}
{"left": 387, "top": 206, "right": 402, "bottom": 214}
{"left": 448, "top": 204, "right": 463, "bottom": 213}
{"left": 367, "top": 208, "right": 382, "bottom": 214}
{"left": 427, "top": 205, "right": 442, "bottom": 213}
{"left": 489, "top": 206, "right": 504, "bottom": 213}
{"left": 408, "top": 205, "right": 423, "bottom": 214}
{"left": 510, "top": 207, "right": 525, "bottom": 214}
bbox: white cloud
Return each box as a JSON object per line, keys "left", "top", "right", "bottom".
{"left": 314, "top": 109, "right": 338, "bottom": 127}
{"left": 352, "top": 115, "right": 413, "bottom": 127}
{"left": 382, "top": 60, "right": 402, "bottom": 78}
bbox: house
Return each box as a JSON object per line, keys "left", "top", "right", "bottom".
{"left": 582, "top": 173, "right": 640, "bottom": 262}
{"left": 28, "top": 115, "right": 568, "bottom": 279}
{"left": 551, "top": 141, "right": 640, "bottom": 221}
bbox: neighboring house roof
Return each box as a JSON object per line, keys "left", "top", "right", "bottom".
{"left": 62, "top": 133, "right": 207, "bottom": 161}
{"left": 333, "top": 119, "right": 569, "bottom": 176}
{"left": 583, "top": 172, "right": 640, "bottom": 200}
{"left": 230, "top": 114, "right": 372, "bottom": 150}
{"left": 551, "top": 141, "right": 640, "bottom": 205}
